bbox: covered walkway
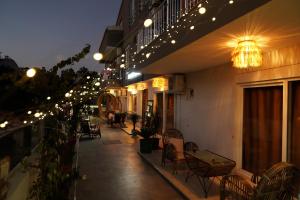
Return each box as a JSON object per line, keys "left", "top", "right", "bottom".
{"left": 76, "top": 125, "right": 183, "bottom": 200}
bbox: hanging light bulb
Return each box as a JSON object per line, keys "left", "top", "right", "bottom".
{"left": 144, "top": 18, "right": 153, "bottom": 27}
{"left": 26, "top": 68, "right": 36, "bottom": 78}
{"left": 93, "top": 53, "right": 103, "bottom": 61}
{"left": 199, "top": 7, "right": 206, "bottom": 14}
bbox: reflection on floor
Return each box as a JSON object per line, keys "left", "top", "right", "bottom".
{"left": 75, "top": 125, "right": 184, "bottom": 200}
{"left": 138, "top": 150, "right": 220, "bottom": 200}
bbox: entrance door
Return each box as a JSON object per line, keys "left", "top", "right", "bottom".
{"left": 166, "top": 94, "right": 174, "bottom": 129}
{"left": 156, "top": 93, "right": 163, "bottom": 134}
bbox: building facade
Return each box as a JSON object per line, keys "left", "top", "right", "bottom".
{"left": 99, "top": 0, "right": 300, "bottom": 177}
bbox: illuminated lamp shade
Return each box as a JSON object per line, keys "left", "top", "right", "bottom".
{"left": 144, "top": 18, "right": 153, "bottom": 28}
{"left": 26, "top": 68, "right": 36, "bottom": 78}
{"left": 231, "top": 40, "right": 262, "bottom": 69}
{"left": 152, "top": 78, "right": 166, "bottom": 88}
{"left": 93, "top": 53, "right": 103, "bottom": 61}
{"left": 127, "top": 85, "right": 136, "bottom": 92}
{"left": 136, "top": 83, "right": 147, "bottom": 91}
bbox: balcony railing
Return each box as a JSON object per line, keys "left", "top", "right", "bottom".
{"left": 137, "top": 0, "right": 201, "bottom": 52}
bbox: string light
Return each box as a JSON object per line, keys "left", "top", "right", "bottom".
{"left": 199, "top": 7, "right": 206, "bottom": 15}
{"left": 144, "top": 19, "right": 153, "bottom": 27}
{"left": 27, "top": 111, "right": 32, "bottom": 115}
{"left": 93, "top": 53, "right": 103, "bottom": 61}
{"left": 47, "top": 96, "right": 51, "bottom": 100}
{"left": 26, "top": 68, "right": 36, "bottom": 78}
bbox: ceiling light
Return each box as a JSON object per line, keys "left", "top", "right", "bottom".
{"left": 232, "top": 40, "right": 263, "bottom": 68}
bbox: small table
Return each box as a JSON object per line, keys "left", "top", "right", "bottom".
{"left": 185, "top": 150, "right": 236, "bottom": 198}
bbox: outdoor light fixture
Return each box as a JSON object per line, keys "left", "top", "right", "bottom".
{"left": 144, "top": 18, "right": 153, "bottom": 28}
{"left": 93, "top": 53, "right": 103, "bottom": 61}
{"left": 0, "top": 123, "right": 6, "bottom": 128}
{"left": 152, "top": 77, "right": 168, "bottom": 91}
{"left": 34, "top": 112, "right": 41, "bottom": 118}
{"left": 137, "top": 83, "right": 147, "bottom": 91}
{"left": 231, "top": 40, "right": 263, "bottom": 68}
{"left": 95, "top": 82, "right": 100, "bottom": 86}
{"left": 127, "top": 72, "right": 141, "bottom": 80}
{"left": 26, "top": 68, "right": 36, "bottom": 78}
{"left": 199, "top": 7, "right": 206, "bottom": 15}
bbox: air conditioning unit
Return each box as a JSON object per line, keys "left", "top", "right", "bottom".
{"left": 168, "top": 75, "right": 186, "bottom": 94}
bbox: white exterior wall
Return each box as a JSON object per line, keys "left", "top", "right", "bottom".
{"left": 175, "top": 44, "right": 300, "bottom": 168}
{"left": 175, "top": 65, "right": 238, "bottom": 160}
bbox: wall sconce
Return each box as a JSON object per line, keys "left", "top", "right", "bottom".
{"left": 232, "top": 40, "right": 263, "bottom": 69}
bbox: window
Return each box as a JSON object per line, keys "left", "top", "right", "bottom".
{"left": 243, "top": 86, "right": 283, "bottom": 175}
{"left": 288, "top": 81, "right": 300, "bottom": 168}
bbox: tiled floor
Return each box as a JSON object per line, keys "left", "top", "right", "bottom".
{"left": 138, "top": 150, "right": 220, "bottom": 200}
{"left": 76, "top": 125, "right": 184, "bottom": 200}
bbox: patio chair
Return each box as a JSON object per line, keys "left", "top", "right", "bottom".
{"left": 220, "top": 162, "right": 298, "bottom": 200}
{"left": 184, "top": 142, "right": 200, "bottom": 182}
{"left": 80, "top": 121, "right": 97, "bottom": 139}
{"left": 161, "top": 129, "right": 185, "bottom": 174}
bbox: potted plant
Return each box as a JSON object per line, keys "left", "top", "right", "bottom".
{"left": 130, "top": 113, "right": 139, "bottom": 136}
{"left": 140, "top": 127, "right": 154, "bottom": 153}
{"left": 150, "top": 112, "right": 161, "bottom": 150}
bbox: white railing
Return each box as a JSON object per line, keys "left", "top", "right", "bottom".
{"left": 137, "top": 0, "right": 201, "bottom": 52}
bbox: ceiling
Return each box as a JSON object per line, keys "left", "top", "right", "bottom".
{"left": 141, "top": 0, "right": 300, "bottom": 74}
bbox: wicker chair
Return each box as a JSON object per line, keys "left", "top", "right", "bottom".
{"left": 220, "top": 162, "right": 298, "bottom": 200}
{"left": 161, "top": 129, "right": 185, "bottom": 174}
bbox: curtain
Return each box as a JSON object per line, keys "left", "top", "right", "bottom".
{"left": 243, "top": 86, "right": 283, "bottom": 175}
{"left": 290, "top": 82, "right": 300, "bottom": 168}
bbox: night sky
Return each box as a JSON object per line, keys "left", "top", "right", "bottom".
{"left": 0, "top": 0, "right": 121, "bottom": 72}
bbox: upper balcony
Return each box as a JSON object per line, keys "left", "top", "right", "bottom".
{"left": 99, "top": 26, "right": 123, "bottom": 63}
{"left": 127, "top": 0, "right": 271, "bottom": 74}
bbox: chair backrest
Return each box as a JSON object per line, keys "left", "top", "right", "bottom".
{"left": 81, "top": 121, "right": 91, "bottom": 134}
{"left": 184, "top": 142, "right": 199, "bottom": 152}
{"left": 253, "top": 162, "right": 297, "bottom": 200}
{"left": 162, "top": 129, "right": 184, "bottom": 146}
{"left": 165, "top": 143, "right": 177, "bottom": 161}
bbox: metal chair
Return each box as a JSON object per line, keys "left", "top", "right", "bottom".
{"left": 220, "top": 162, "right": 298, "bottom": 200}
{"left": 184, "top": 142, "right": 200, "bottom": 182}
{"left": 161, "top": 129, "right": 185, "bottom": 174}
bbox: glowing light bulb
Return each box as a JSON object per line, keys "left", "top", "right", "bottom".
{"left": 144, "top": 19, "right": 153, "bottom": 27}
{"left": 120, "top": 64, "right": 125, "bottom": 68}
{"left": 146, "top": 53, "right": 151, "bottom": 58}
{"left": 47, "top": 96, "right": 51, "bottom": 100}
{"left": 28, "top": 111, "right": 32, "bottom": 115}
{"left": 26, "top": 68, "right": 36, "bottom": 78}
{"left": 34, "top": 113, "right": 40, "bottom": 118}
{"left": 24, "top": 121, "right": 28, "bottom": 124}
{"left": 190, "top": 26, "right": 195, "bottom": 30}
{"left": 212, "top": 17, "right": 216, "bottom": 22}
{"left": 199, "top": 7, "right": 206, "bottom": 14}
{"left": 229, "top": 0, "right": 234, "bottom": 4}
{"left": 171, "top": 40, "right": 176, "bottom": 44}
{"left": 93, "top": 53, "right": 103, "bottom": 61}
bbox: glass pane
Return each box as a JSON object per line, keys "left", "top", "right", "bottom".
{"left": 243, "top": 86, "right": 283, "bottom": 175}
{"left": 289, "top": 81, "right": 300, "bottom": 168}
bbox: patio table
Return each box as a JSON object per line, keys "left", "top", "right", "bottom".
{"left": 185, "top": 150, "right": 236, "bottom": 198}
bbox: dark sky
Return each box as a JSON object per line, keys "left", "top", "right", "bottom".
{"left": 0, "top": 0, "right": 121, "bottom": 72}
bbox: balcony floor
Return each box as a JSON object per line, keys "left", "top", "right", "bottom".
{"left": 75, "top": 125, "right": 184, "bottom": 200}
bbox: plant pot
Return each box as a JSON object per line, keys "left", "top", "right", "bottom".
{"left": 151, "top": 138, "right": 160, "bottom": 150}
{"left": 140, "top": 139, "right": 152, "bottom": 154}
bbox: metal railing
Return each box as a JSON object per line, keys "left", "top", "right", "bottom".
{"left": 137, "top": 0, "right": 201, "bottom": 52}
